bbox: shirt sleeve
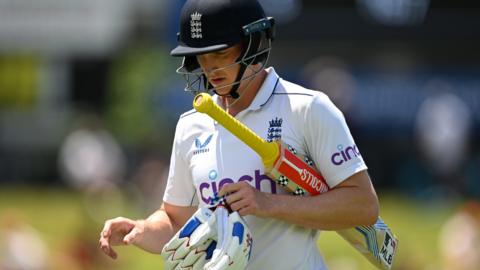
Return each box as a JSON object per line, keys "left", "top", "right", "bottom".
{"left": 162, "top": 118, "right": 198, "bottom": 207}
{"left": 304, "top": 93, "right": 367, "bottom": 188}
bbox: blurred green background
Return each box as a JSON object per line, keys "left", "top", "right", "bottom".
{"left": 0, "top": 188, "right": 460, "bottom": 270}
{"left": 1, "top": 0, "right": 479, "bottom": 270}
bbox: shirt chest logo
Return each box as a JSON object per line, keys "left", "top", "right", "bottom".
{"left": 267, "top": 117, "right": 283, "bottom": 142}
{"left": 193, "top": 134, "right": 213, "bottom": 155}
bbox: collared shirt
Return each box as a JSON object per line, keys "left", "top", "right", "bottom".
{"left": 164, "top": 67, "right": 367, "bottom": 269}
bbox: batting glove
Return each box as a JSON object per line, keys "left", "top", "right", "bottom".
{"left": 161, "top": 207, "right": 218, "bottom": 270}
{"left": 204, "top": 207, "right": 253, "bottom": 270}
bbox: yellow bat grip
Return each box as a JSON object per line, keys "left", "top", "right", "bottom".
{"left": 193, "top": 93, "right": 279, "bottom": 168}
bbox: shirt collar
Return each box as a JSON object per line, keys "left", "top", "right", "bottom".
{"left": 212, "top": 67, "right": 280, "bottom": 110}
{"left": 248, "top": 67, "right": 280, "bottom": 110}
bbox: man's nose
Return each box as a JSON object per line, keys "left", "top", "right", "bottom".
{"left": 199, "top": 54, "right": 220, "bottom": 73}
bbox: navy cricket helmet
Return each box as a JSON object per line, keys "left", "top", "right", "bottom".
{"left": 171, "top": 0, "right": 275, "bottom": 98}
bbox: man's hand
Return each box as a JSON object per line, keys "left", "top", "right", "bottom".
{"left": 219, "top": 181, "right": 273, "bottom": 217}
{"left": 99, "top": 217, "right": 145, "bottom": 259}
{"left": 98, "top": 204, "right": 197, "bottom": 259}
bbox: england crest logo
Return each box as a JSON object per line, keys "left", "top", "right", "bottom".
{"left": 267, "top": 117, "right": 282, "bottom": 142}
{"left": 190, "top": 12, "right": 203, "bottom": 39}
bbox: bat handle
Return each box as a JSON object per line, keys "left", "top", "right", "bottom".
{"left": 193, "top": 93, "right": 279, "bottom": 167}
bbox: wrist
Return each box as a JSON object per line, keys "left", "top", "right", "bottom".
{"left": 261, "top": 193, "right": 280, "bottom": 218}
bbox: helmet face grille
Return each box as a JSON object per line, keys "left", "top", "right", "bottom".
{"left": 176, "top": 34, "right": 272, "bottom": 96}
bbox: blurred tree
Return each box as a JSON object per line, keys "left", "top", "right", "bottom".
{"left": 105, "top": 42, "right": 173, "bottom": 152}
{"left": 0, "top": 54, "right": 39, "bottom": 109}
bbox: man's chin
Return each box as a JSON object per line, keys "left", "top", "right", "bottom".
{"left": 212, "top": 85, "right": 233, "bottom": 96}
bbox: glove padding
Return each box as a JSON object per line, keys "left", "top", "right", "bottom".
{"left": 161, "top": 207, "right": 218, "bottom": 270}
{"left": 161, "top": 207, "right": 252, "bottom": 270}
{"left": 204, "top": 207, "right": 252, "bottom": 270}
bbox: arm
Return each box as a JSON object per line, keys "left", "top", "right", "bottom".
{"left": 99, "top": 202, "right": 197, "bottom": 259}
{"left": 99, "top": 115, "right": 200, "bottom": 259}
{"left": 219, "top": 170, "right": 379, "bottom": 230}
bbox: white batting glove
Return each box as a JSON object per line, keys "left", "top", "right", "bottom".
{"left": 204, "top": 207, "right": 253, "bottom": 270}
{"left": 161, "top": 207, "right": 218, "bottom": 270}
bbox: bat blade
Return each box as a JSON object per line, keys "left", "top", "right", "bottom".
{"left": 268, "top": 142, "right": 329, "bottom": 195}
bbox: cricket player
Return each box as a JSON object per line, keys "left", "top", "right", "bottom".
{"left": 99, "top": 0, "right": 380, "bottom": 269}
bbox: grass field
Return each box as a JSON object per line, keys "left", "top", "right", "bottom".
{"left": 0, "top": 187, "right": 458, "bottom": 270}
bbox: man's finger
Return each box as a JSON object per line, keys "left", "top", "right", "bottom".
{"left": 218, "top": 182, "right": 242, "bottom": 197}
{"left": 101, "top": 221, "right": 113, "bottom": 238}
{"left": 238, "top": 206, "right": 252, "bottom": 217}
{"left": 106, "top": 247, "right": 118, "bottom": 259}
{"left": 99, "top": 237, "right": 118, "bottom": 259}
{"left": 102, "top": 229, "right": 109, "bottom": 238}
{"left": 99, "top": 236, "right": 109, "bottom": 249}
{"left": 224, "top": 190, "right": 243, "bottom": 205}
{"left": 123, "top": 227, "right": 139, "bottom": 245}
{"left": 229, "top": 199, "right": 249, "bottom": 213}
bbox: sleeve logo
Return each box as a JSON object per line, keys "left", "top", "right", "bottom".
{"left": 331, "top": 144, "right": 361, "bottom": 165}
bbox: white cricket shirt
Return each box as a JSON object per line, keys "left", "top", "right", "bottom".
{"left": 163, "top": 67, "right": 367, "bottom": 270}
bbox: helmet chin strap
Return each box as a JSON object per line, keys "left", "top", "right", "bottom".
{"left": 226, "top": 63, "right": 247, "bottom": 99}
{"left": 218, "top": 66, "right": 258, "bottom": 110}
{"left": 212, "top": 61, "right": 247, "bottom": 99}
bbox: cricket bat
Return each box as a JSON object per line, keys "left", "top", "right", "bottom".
{"left": 193, "top": 93, "right": 398, "bottom": 270}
